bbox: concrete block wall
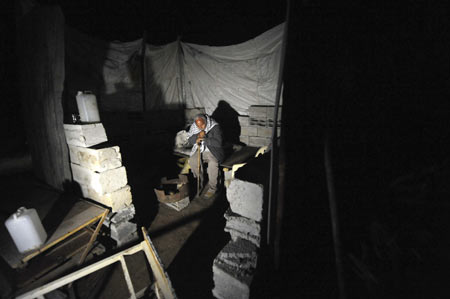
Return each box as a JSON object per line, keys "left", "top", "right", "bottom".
{"left": 64, "top": 122, "right": 137, "bottom": 247}
{"left": 212, "top": 178, "right": 264, "bottom": 298}
{"left": 239, "top": 105, "right": 281, "bottom": 147}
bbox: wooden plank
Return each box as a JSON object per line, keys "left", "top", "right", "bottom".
{"left": 220, "top": 146, "right": 259, "bottom": 168}
{"left": 78, "top": 209, "right": 108, "bottom": 265}
{"left": 15, "top": 230, "right": 92, "bottom": 288}
{"left": 141, "top": 227, "right": 176, "bottom": 299}
{"left": 22, "top": 201, "right": 106, "bottom": 263}
{"left": 16, "top": 243, "right": 144, "bottom": 299}
{"left": 119, "top": 255, "right": 137, "bottom": 299}
{"left": 16, "top": 229, "right": 176, "bottom": 299}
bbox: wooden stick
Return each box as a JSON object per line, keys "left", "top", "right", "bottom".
{"left": 22, "top": 213, "right": 105, "bottom": 263}
{"left": 78, "top": 209, "right": 109, "bottom": 265}
{"left": 197, "top": 144, "right": 201, "bottom": 196}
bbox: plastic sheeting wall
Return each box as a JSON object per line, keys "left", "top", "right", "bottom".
{"left": 65, "top": 23, "right": 284, "bottom": 116}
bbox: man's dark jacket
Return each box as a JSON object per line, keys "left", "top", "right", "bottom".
{"left": 188, "top": 125, "right": 225, "bottom": 163}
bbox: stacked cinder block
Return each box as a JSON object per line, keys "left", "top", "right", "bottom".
{"left": 64, "top": 123, "right": 137, "bottom": 247}
{"left": 212, "top": 179, "right": 264, "bottom": 299}
{"left": 239, "top": 105, "right": 282, "bottom": 147}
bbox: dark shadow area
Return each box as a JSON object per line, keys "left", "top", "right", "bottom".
{"left": 211, "top": 100, "right": 241, "bottom": 147}
{"left": 279, "top": 2, "right": 450, "bottom": 298}
{"left": 167, "top": 192, "right": 230, "bottom": 298}
{"left": 41, "top": 184, "right": 79, "bottom": 238}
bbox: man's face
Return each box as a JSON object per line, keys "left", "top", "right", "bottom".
{"left": 195, "top": 118, "right": 206, "bottom": 130}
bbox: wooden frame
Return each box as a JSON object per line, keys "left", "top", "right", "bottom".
{"left": 22, "top": 201, "right": 109, "bottom": 265}
{"left": 16, "top": 227, "right": 176, "bottom": 299}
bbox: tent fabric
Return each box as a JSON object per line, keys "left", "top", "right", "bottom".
{"left": 65, "top": 23, "right": 284, "bottom": 115}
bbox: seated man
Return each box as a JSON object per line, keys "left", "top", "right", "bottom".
{"left": 187, "top": 114, "right": 224, "bottom": 199}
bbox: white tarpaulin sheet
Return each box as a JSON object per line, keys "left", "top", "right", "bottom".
{"left": 65, "top": 23, "right": 284, "bottom": 115}
{"left": 182, "top": 23, "right": 283, "bottom": 115}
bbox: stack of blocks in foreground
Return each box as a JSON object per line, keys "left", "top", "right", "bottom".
{"left": 64, "top": 123, "right": 137, "bottom": 247}
{"left": 212, "top": 178, "right": 264, "bottom": 299}
{"left": 238, "top": 105, "right": 281, "bottom": 147}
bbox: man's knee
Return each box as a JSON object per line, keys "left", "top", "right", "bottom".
{"left": 189, "top": 156, "right": 198, "bottom": 172}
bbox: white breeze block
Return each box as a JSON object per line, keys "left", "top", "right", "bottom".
{"left": 104, "top": 204, "right": 135, "bottom": 225}
{"left": 226, "top": 179, "right": 264, "bottom": 221}
{"left": 256, "top": 127, "right": 273, "bottom": 138}
{"left": 81, "top": 185, "right": 132, "bottom": 212}
{"left": 248, "top": 136, "right": 271, "bottom": 147}
{"left": 110, "top": 220, "right": 137, "bottom": 245}
{"left": 224, "top": 209, "right": 261, "bottom": 246}
{"left": 64, "top": 123, "right": 107, "bottom": 147}
{"left": 71, "top": 163, "right": 128, "bottom": 195}
{"left": 240, "top": 126, "right": 257, "bottom": 137}
{"left": 68, "top": 145, "right": 122, "bottom": 172}
{"left": 212, "top": 263, "right": 252, "bottom": 299}
{"left": 217, "top": 238, "right": 258, "bottom": 268}
{"left": 239, "top": 136, "right": 249, "bottom": 145}
{"left": 238, "top": 115, "right": 249, "bottom": 126}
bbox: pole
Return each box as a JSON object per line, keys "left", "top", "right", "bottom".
{"left": 197, "top": 145, "right": 201, "bottom": 196}
{"left": 141, "top": 30, "right": 147, "bottom": 111}
{"left": 267, "top": 0, "right": 290, "bottom": 251}
{"left": 324, "top": 133, "right": 346, "bottom": 299}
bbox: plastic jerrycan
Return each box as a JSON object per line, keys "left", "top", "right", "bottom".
{"left": 76, "top": 91, "right": 101, "bottom": 123}
{"left": 4, "top": 207, "right": 47, "bottom": 253}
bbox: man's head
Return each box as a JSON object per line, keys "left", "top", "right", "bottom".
{"left": 195, "top": 114, "right": 206, "bottom": 130}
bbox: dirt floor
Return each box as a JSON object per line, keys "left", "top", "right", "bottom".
{"left": 0, "top": 142, "right": 231, "bottom": 298}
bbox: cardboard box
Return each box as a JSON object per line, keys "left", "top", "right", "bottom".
{"left": 154, "top": 174, "right": 189, "bottom": 204}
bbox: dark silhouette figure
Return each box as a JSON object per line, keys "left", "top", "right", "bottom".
{"left": 211, "top": 100, "right": 241, "bottom": 158}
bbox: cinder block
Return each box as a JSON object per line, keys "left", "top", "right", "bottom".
{"left": 240, "top": 126, "right": 257, "bottom": 137}
{"left": 224, "top": 209, "right": 261, "bottom": 246}
{"left": 248, "top": 137, "right": 271, "bottom": 147}
{"left": 239, "top": 136, "right": 249, "bottom": 145}
{"left": 248, "top": 106, "right": 267, "bottom": 118}
{"left": 105, "top": 204, "right": 135, "bottom": 225}
{"left": 226, "top": 227, "right": 260, "bottom": 247}
{"left": 64, "top": 123, "right": 108, "bottom": 147}
{"left": 226, "top": 179, "right": 263, "bottom": 221}
{"left": 257, "top": 127, "right": 273, "bottom": 138}
{"left": 71, "top": 163, "right": 128, "bottom": 195}
{"left": 82, "top": 185, "right": 132, "bottom": 212}
{"left": 68, "top": 145, "right": 122, "bottom": 172}
{"left": 237, "top": 116, "right": 249, "bottom": 126}
{"left": 116, "top": 230, "right": 138, "bottom": 247}
{"left": 212, "top": 263, "right": 253, "bottom": 299}
{"left": 109, "top": 220, "right": 137, "bottom": 244}
{"left": 217, "top": 238, "right": 258, "bottom": 263}
{"left": 249, "top": 118, "right": 266, "bottom": 127}
{"left": 266, "top": 106, "right": 282, "bottom": 119}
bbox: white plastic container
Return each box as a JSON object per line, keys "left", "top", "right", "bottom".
{"left": 4, "top": 207, "right": 47, "bottom": 253}
{"left": 76, "top": 91, "right": 101, "bottom": 123}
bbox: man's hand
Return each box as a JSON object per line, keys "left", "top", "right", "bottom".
{"left": 196, "top": 131, "right": 205, "bottom": 145}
